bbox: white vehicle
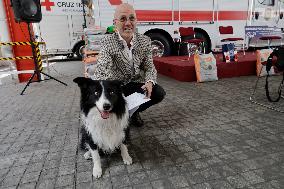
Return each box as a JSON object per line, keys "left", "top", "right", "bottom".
{"left": 92, "top": 0, "right": 284, "bottom": 56}
{"left": 33, "top": 0, "right": 91, "bottom": 58}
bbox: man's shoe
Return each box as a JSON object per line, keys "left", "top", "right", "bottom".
{"left": 130, "top": 112, "right": 144, "bottom": 127}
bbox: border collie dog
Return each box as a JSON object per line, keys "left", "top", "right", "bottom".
{"left": 73, "top": 77, "right": 132, "bottom": 178}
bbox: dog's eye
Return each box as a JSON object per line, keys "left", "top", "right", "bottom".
{"left": 94, "top": 91, "right": 99, "bottom": 96}
{"left": 109, "top": 91, "right": 114, "bottom": 95}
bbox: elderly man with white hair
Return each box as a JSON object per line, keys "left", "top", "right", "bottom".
{"left": 91, "top": 3, "right": 166, "bottom": 127}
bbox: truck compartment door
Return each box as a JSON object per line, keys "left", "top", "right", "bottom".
{"left": 216, "top": 0, "right": 248, "bottom": 49}
{"left": 38, "top": 15, "right": 72, "bottom": 54}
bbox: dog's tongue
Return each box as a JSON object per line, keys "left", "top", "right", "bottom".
{"left": 101, "top": 111, "right": 110, "bottom": 119}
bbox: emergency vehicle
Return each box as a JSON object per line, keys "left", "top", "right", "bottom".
{"left": 33, "top": 0, "right": 91, "bottom": 58}
{"left": 92, "top": 0, "right": 284, "bottom": 56}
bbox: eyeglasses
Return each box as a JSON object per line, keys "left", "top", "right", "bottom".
{"left": 117, "top": 15, "right": 136, "bottom": 22}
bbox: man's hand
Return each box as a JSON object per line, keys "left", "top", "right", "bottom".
{"left": 141, "top": 81, "right": 153, "bottom": 98}
{"left": 83, "top": 56, "right": 97, "bottom": 64}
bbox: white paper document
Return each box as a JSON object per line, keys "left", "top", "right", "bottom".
{"left": 125, "top": 92, "right": 150, "bottom": 117}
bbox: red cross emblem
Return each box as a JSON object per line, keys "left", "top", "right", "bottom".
{"left": 41, "top": 0, "right": 55, "bottom": 11}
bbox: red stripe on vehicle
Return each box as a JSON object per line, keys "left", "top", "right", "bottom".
{"left": 136, "top": 10, "right": 173, "bottom": 21}
{"left": 108, "top": 0, "right": 122, "bottom": 5}
{"left": 135, "top": 10, "right": 248, "bottom": 22}
{"left": 179, "top": 11, "right": 213, "bottom": 21}
{"left": 218, "top": 11, "right": 248, "bottom": 20}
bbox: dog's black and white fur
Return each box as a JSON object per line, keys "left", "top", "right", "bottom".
{"left": 74, "top": 77, "right": 132, "bottom": 178}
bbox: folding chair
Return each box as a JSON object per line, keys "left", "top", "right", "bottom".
{"left": 219, "top": 26, "right": 245, "bottom": 55}
{"left": 178, "top": 27, "right": 205, "bottom": 58}
{"left": 259, "top": 36, "right": 282, "bottom": 49}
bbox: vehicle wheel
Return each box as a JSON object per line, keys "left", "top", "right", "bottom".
{"left": 75, "top": 42, "right": 85, "bottom": 60}
{"left": 146, "top": 33, "right": 171, "bottom": 57}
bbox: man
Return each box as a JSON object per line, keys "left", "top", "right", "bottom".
{"left": 91, "top": 3, "right": 166, "bottom": 127}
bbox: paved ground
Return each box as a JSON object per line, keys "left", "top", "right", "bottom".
{"left": 0, "top": 60, "right": 283, "bottom": 189}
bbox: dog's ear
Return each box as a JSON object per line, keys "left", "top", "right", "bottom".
{"left": 73, "top": 77, "right": 93, "bottom": 88}
{"left": 112, "top": 80, "right": 123, "bottom": 86}
{"left": 113, "top": 80, "right": 125, "bottom": 95}
{"left": 112, "top": 80, "right": 123, "bottom": 90}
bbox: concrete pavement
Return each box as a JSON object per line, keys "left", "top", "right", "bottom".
{"left": 0, "top": 60, "right": 283, "bottom": 189}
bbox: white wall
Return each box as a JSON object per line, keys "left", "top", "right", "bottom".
{"left": 0, "top": 0, "right": 13, "bottom": 66}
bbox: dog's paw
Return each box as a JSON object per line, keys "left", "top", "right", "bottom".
{"left": 123, "top": 155, "right": 132, "bottom": 165}
{"left": 84, "top": 151, "right": 91, "bottom": 160}
{"left": 92, "top": 167, "right": 102, "bottom": 178}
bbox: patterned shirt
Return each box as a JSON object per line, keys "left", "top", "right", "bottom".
{"left": 93, "top": 32, "right": 157, "bottom": 84}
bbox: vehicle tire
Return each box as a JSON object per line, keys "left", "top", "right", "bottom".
{"left": 146, "top": 33, "right": 171, "bottom": 57}
{"left": 74, "top": 41, "right": 85, "bottom": 60}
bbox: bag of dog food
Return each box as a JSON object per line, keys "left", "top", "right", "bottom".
{"left": 256, "top": 49, "right": 274, "bottom": 77}
{"left": 194, "top": 53, "right": 218, "bottom": 82}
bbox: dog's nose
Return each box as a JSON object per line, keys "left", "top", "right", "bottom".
{"left": 103, "top": 103, "right": 111, "bottom": 111}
